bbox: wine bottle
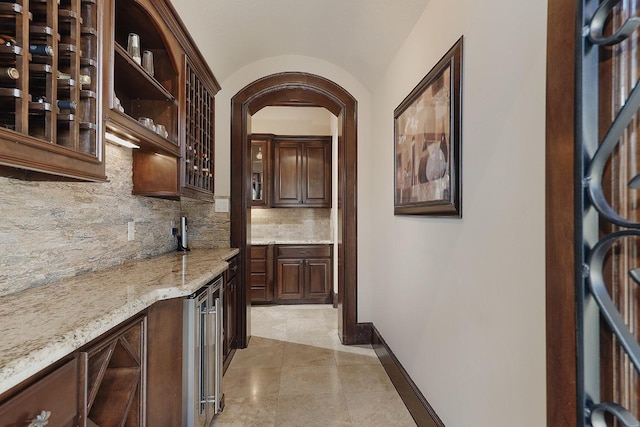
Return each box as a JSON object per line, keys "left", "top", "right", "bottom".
{"left": 0, "top": 67, "right": 19, "bottom": 81}
{"left": 56, "top": 100, "right": 77, "bottom": 110}
{"left": 29, "top": 44, "right": 54, "bottom": 56}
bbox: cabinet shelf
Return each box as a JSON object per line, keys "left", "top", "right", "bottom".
{"left": 29, "top": 63, "right": 53, "bottom": 73}
{"left": 0, "top": 2, "right": 22, "bottom": 15}
{"left": 114, "top": 42, "right": 174, "bottom": 102}
{"left": 0, "top": 88, "right": 21, "bottom": 98}
{"left": 29, "top": 100, "right": 52, "bottom": 111}
{"left": 106, "top": 109, "right": 179, "bottom": 155}
{"left": 89, "top": 368, "right": 140, "bottom": 426}
{"left": 0, "top": 44, "right": 22, "bottom": 55}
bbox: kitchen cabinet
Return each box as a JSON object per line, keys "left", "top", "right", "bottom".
{"left": 146, "top": 298, "right": 183, "bottom": 427}
{"left": 104, "top": 0, "right": 219, "bottom": 200}
{"left": 250, "top": 244, "right": 274, "bottom": 303}
{"left": 272, "top": 136, "right": 332, "bottom": 207}
{"left": 81, "top": 314, "right": 146, "bottom": 426}
{"left": 0, "top": 0, "right": 106, "bottom": 181}
{"left": 0, "top": 357, "right": 81, "bottom": 427}
{"left": 224, "top": 254, "right": 238, "bottom": 366}
{"left": 250, "top": 134, "right": 272, "bottom": 207}
{"left": 275, "top": 244, "right": 332, "bottom": 303}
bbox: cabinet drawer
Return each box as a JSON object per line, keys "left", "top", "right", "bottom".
{"left": 227, "top": 255, "right": 239, "bottom": 279}
{"left": 0, "top": 358, "right": 79, "bottom": 427}
{"left": 251, "top": 245, "right": 268, "bottom": 259}
{"left": 277, "top": 245, "right": 331, "bottom": 259}
{"left": 251, "top": 259, "right": 266, "bottom": 273}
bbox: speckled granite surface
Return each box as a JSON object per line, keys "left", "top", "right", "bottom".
{"left": 0, "top": 248, "right": 238, "bottom": 394}
{"left": 250, "top": 240, "right": 333, "bottom": 245}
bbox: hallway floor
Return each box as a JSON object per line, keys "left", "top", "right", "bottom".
{"left": 215, "top": 304, "right": 416, "bottom": 426}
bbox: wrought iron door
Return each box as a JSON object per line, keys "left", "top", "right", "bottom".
{"left": 579, "top": 0, "right": 640, "bottom": 425}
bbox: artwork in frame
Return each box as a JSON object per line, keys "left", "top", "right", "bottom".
{"left": 394, "top": 37, "right": 462, "bottom": 217}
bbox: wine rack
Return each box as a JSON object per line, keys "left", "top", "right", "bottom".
{"left": 184, "top": 58, "right": 214, "bottom": 196}
{"left": 83, "top": 316, "right": 146, "bottom": 426}
{"left": 0, "top": 0, "right": 103, "bottom": 180}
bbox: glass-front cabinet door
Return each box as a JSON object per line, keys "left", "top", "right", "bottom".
{"left": 251, "top": 135, "right": 271, "bottom": 207}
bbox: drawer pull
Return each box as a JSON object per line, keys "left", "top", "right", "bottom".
{"left": 28, "top": 410, "right": 51, "bottom": 427}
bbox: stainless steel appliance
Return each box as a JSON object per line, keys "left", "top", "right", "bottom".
{"left": 183, "top": 276, "right": 223, "bottom": 427}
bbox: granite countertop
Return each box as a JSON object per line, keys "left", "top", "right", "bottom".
{"left": 250, "top": 240, "right": 334, "bottom": 245}
{"left": 0, "top": 247, "right": 238, "bottom": 395}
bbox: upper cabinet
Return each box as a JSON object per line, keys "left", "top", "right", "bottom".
{"left": 0, "top": 0, "right": 106, "bottom": 181}
{"left": 272, "top": 135, "right": 332, "bottom": 208}
{"left": 103, "top": 0, "right": 180, "bottom": 156}
{"left": 0, "top": 0, "right": 220, "bottom": 195}
{"left": 104, "top": 0, "right": 219, "bottom": 201}
{"left": 251, "top": 134, "right": 271, "bottom": 207}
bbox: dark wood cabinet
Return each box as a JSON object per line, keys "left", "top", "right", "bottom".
{"left": 81, "top": 315, "right": 146, "bottom": 426}
{"left": 224, "top": 255, "right": 238, "bottom": 365}
{"left": 104, "top": 0, "right": 219, "bottom": 200}
{"left": 250, "top": 244, "right": 274, "bottom": 302}
{"left": 0, "top": 0, "right": 106, "bottom": 181}
{"left": 250, "top": 134, "right": 272, "bottom": 207}
{"left": 275, "top": 245, "right": 332, "bottom": 303}
{"left": 0, "top": 357, "right": 81, "bottom": 427}
{"left": 146, "top": 298, "right": 183, "bottom": 427}
{"left": 272, "top": 136, "right": 332, "bottom": 208}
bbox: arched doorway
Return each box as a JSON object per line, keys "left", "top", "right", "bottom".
{"left": 230, "top": 72, "right": 367, "bottom": 347}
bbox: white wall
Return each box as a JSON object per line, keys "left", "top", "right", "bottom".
{"left": 368, "top": 0, "right": 547, "bottom": 426}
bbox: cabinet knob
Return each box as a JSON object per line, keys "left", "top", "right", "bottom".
{"left": 28, "top": 410, "right": 51, "bottom": 427}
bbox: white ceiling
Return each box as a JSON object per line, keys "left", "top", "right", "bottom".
{"left": 170, "top": 0, "right": 430, "bottom": 90}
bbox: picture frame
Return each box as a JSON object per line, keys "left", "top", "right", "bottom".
{"left": 394, "top": 37, "right": 462, "bottom": 217}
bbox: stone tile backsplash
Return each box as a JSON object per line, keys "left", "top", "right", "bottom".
{"left": 250, "top": 208, "right": 332, "bottom": 242}
{"left": 0, "top": 144, "right": 228, "bottom": 296}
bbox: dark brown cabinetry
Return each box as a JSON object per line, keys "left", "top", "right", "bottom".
{"left": 0, "top": 0, "right": 105, "bottom": 181}
{"left": 272, "top": 136, "right": 332, "bottom": 207}
{"left": 275, "top": 245, "right": 332, "bottom": 303}
{"left": 250, "top": 244, "right": 274, "bottom": 303}
{"left": 224, "top": 255, "right": 238, "bottom": 365}
{"left": 146, "top": 298, "right": 183, "bottom": 427}
{"left": 0, "top": 357, "right": 80, "bottom": 427}
{"left": 81, "top": 315, "right": 146, "bottom": 426}
{"left": 251, "top": 134, "right": 272, "bottom": 207}
{"left": 104, "top": 0, "right": 219, "bottom": 200}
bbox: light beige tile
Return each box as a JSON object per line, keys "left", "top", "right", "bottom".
{"left": 223, "top": 367, "right": 282, "bottom": 398}
{"left": 344, "top": 391, "right": 416, "bottom": 426}
{"left": 282, "top": 342, "right": 337, "bottom": 367}
{"left": 279, "top": 365, "right": 343, "bottom": 395}
{"left": 275, "top": 393, "right": 352, "bottom": 427}
{"left": 333, "top": 348, "right": 380, "bottom": 366}
{"left": 214, "top": 395, "right": 278, "bottom": 427}
{"left": 337, "top": 364, "right": 396, "bottom": 394}
{"left": 229, "top": 343, "right": 284, "bottom": 370}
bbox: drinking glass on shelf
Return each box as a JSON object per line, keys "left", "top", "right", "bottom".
{"left": 127, "top": 33, "right": 141, "bottom": 65}
{"left": 142, "top": 50, "right": 154, "bottom": 76}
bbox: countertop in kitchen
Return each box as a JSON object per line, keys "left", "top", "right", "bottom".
{"left": 250, "top": 240, "right": 334, "bottom": 245}
{"left": 0, "top": 247, "right": 238, "bottom": 395}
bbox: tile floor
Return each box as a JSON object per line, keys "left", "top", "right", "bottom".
{"left": 215, "top": 304, "right": 417, "bottom": 426}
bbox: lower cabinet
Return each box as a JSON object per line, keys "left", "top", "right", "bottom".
{"left": 82, "top": 315, "right": 147, "bottom": 426}
{"left": 275, "top": 245, "right": 333, "bottom": 303}
{"left": 0, "top": 269, "right": 239, "bottom": 427}
{"left": 0, "top": 358, "right": 80, "bottom": 427}
{"left": 224, "top": 255, "right": 238, "bottom": 367}
{"left": 0, "top": 315, "right": 147, "bottom": 427}
{"left": 250, "top": 245, "right": 274, "bottom": 303}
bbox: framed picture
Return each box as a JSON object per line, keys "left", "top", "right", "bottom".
{"left": 394, "top": 37, "right": 462, "bottom": 216}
